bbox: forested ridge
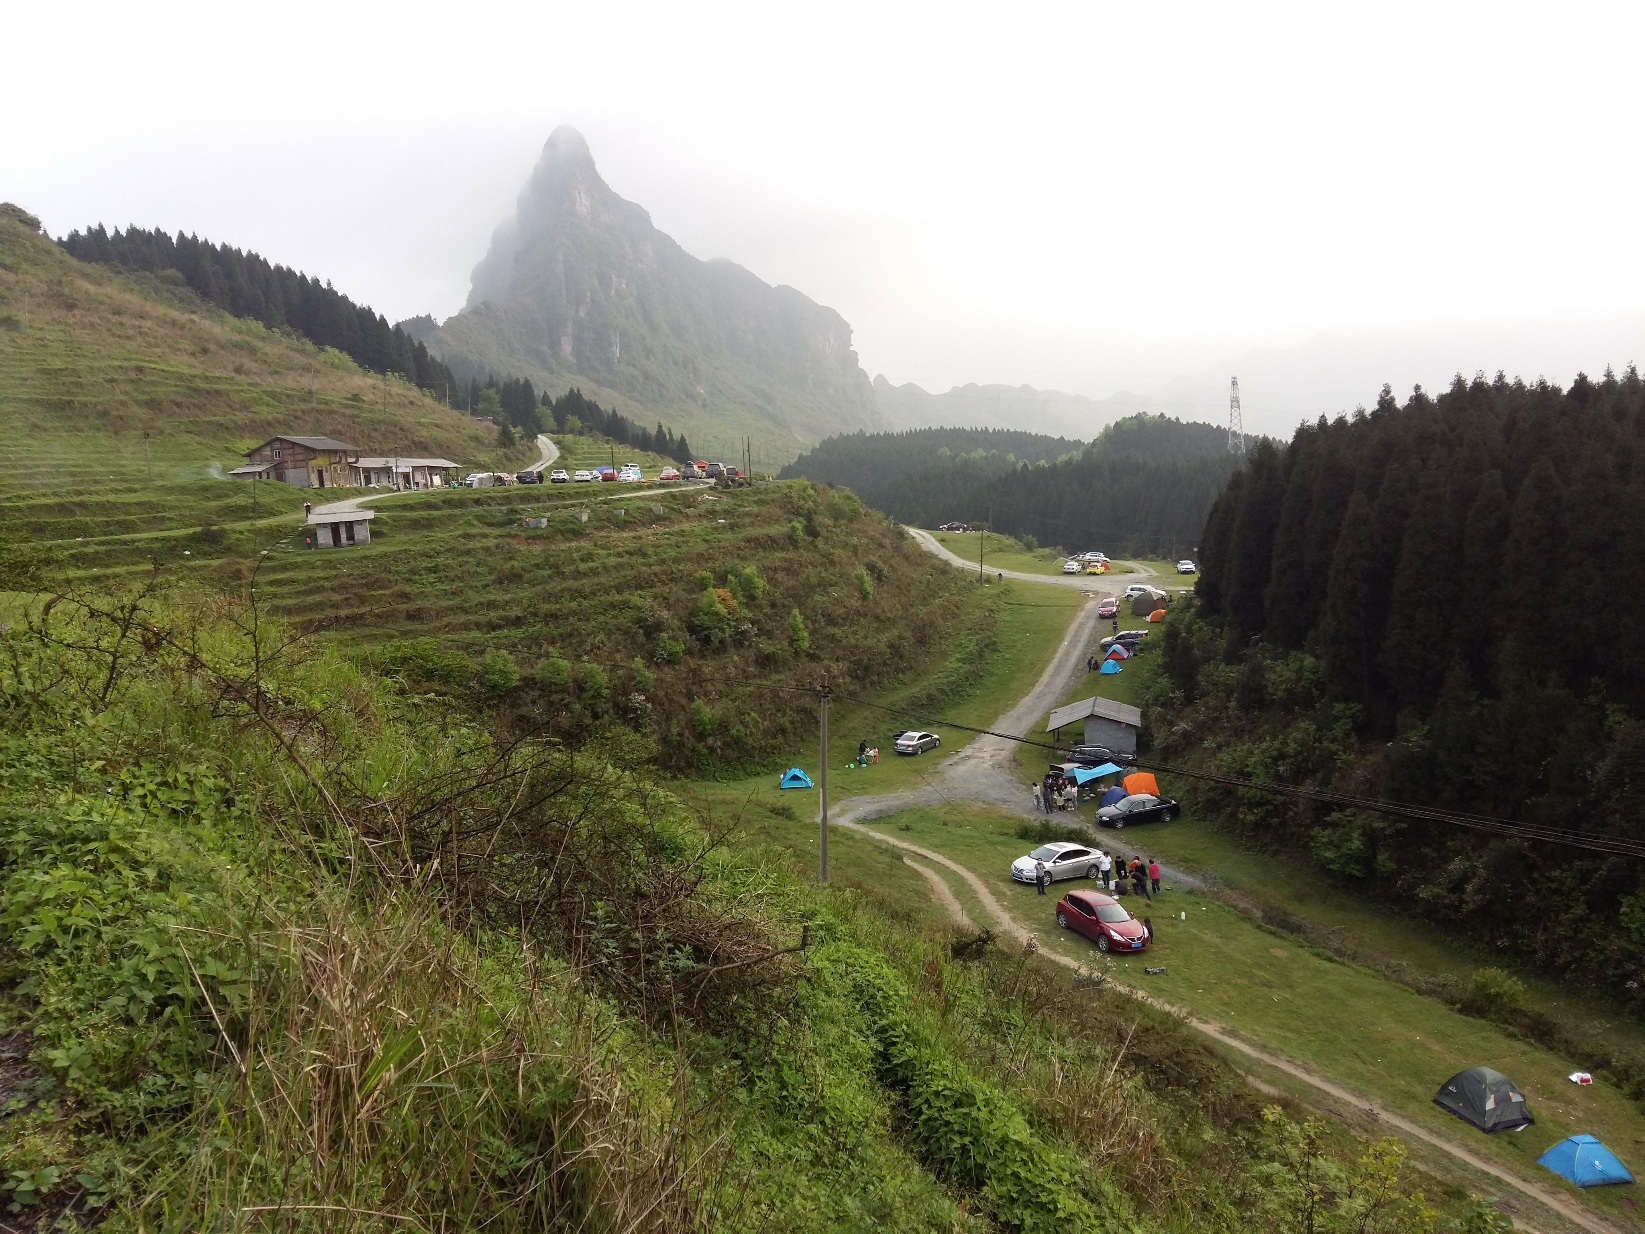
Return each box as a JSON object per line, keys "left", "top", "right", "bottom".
{"left": 781, "top": 416, "right": 1240, "bottom": 555}
{"left": 59, "top": 225, "right": 463, "bottom": 403}
{"left": 1170, "top": 368, "right": 1645, "bottom": 1007}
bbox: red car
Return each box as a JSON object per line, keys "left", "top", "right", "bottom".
{"left": 1055, "top": 890, "right": 1149, "bottom": 953}
{"left": 1097, "top": 598, "right": 1120, "bottom": 619}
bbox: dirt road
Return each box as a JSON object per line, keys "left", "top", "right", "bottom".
{"left": 907, "top": 528, "right": 1159, "bottom": 592}
{"left": 824, "top": 538, "right": 1618, "bottom": 1234}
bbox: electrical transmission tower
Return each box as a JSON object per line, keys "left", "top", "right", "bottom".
{"left": 1227, "top": 376, "right": 1246, "bottom": 454}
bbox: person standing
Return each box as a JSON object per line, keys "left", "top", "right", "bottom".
{"left": 1031, "top": 781, "right": 1043, "bottom": 812}
{"left": 1098, "top": 849, "right": 1112, "bottom": 889}
{"left": 1148, "top": 859, "right": 1161, "bottom": 895}
{"left": 1034, "top": 859, "right": 1049, "bottom": 896}
{"left": 858, "top": 739, "right": 868, "bottom": 764}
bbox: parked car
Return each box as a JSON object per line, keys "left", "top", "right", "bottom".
{"left": 1084, "top": 562, "right": 1108, "bottom": 575}
{"left": 619, "top": 465, "right": 642, "bottom": 482}
{"left": 518, "top": 469, "right": 543, "bottom": 484}
{"left": 1100, "top": 631, "right": 1148, "bottom": 652}
{"left": 550, "top": 469, "right": 569, "bottom": 483}
{"left": 597, "top": 467, "right": 618, "bottom": 482}
{"left": 1123, "top": 584, "right": 1151, "bottom": 599}
{"left": 1095, "top": 794, "right": 1180, "bottom": 828}
{"left": 705, "top": 463, "right": 725, "bottom": 479}
{"left": 723, "top": 466, "right": 742, "bottom": 480}
{"left": 1066, "top": 745, "right": 1128, "bottom": 766}
{"left": 1177, "top": 560, "right": 1196, "bottom": 574}
{"left": 893, "top": 730, "right": 941, "bottom": 755}
{"left": 658, "top": 466, "right": 681, "bottom": 480}
{"left": 1096, "top": 598, "right": 1120, "bottom": 619}
{"left": 939, "top": 522, "right": 971, "bottom": 532}
{"left": 1056, "top": 890, "right": 1149, "bottom": 953}
{"left": 1063, "top": 560, "right": 1081, "bottom": 574}
{"left": 573, "top": 470, "right": 594, "bottom": 482}
{"left": 1010, "top": 841, "right": 1101, "bottom": 884}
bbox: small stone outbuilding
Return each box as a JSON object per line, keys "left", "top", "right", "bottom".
{"left": 305, "top": 509, "right": 375, "bottom": 548}
{"left": 1046, "top": 695, "right": 1142, "bottom": 759}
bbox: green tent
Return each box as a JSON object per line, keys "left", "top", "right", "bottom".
{"left": 1433, "top": 1067, "right": 1534, "bottom": 1133}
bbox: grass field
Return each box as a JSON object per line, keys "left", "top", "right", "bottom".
{"left": 848, "top": 802, "right": 1645, "bottom": 1231}
{"left": 928, "top": 529, "right": 1071, "bottom": 576}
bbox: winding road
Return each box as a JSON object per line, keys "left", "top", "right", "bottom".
{"left": 311, "top": 434, "right": 562, "bottom": 518}
{"left": 825, "top": 527, "right": 1616, "bottom": 1234}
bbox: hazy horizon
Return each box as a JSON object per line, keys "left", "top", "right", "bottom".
{"left": 7, "top": 0, "right": 1642, "bottom": 437}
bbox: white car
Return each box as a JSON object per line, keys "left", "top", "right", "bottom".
{"left": 1062, "top": 560, "right": 1081, "bottom": 574}
{"left": 1010, "top": 841, "right": 1102, "bottom": 884}
{"left": 619, "top": 464, "right": 643, "bottom": 481}
{"left": 1176, "top": 560, "right": 1196, "bottom": 574}
{"left": 573, "top": 469, "right": 595, "bottom": 482}
{"left": 549, "top": 469, "right": 569, "bottom": 483}
{"left": 893, "top": 730, "right": 941, "bottom": 755}
{"left": 1123, "top": 584, "right": 1151, "bottom": 599}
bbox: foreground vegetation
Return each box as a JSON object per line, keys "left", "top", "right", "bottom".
{"left": 0, "top": 577, "right": 1521, "bottom": 1232}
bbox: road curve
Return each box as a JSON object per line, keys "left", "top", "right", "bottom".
{"left": 907, "top": 528, "right": 1160, "bottom": 591}
{"left": 829, "top": 539, "right": 1611, "bottom": 1234}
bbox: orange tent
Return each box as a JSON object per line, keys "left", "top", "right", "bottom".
{"left": 1123, "top": 771, "right": 1160, "bottom": 797}
{"left": 1148, "top": 608, "right": 1167, "bottom": 622}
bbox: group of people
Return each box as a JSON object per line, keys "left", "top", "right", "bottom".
{"left": 1034, "top": 773, "right": 1082, "bottom": 812}
{"left": 1031, "top": 851, "right": 1162, "bottom": 900}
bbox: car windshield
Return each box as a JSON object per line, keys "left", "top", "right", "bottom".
{"left": 1029, "top": 846, "right": 1061, "bottom": 861}
{"left": 1096, "top": 905, "right": 1131, "bottom": 924}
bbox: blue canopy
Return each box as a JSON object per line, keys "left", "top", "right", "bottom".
{"left": 779, "top": 768, "right": 814, "bottom": 790}
{"left": 1539, "top": 1135, "right": 1633, "bottom": 1187}
{"left": 1099, "top": 660, "right": 1121, "bottom": 674}
{"left": 1086, "top": 762, "right": 1125, "bottom": 777}
{"left": 1099, "top": 786, "right": 1127, "bottom": 807}
{"left": 1068, "top": 766, "right": 1104, "bottom": 784}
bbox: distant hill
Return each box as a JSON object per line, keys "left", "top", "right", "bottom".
{"left": 425, "top": 128, "right": 883, "bottom": 463}
{"left": 0, "top": 203, "right": 505, "bottom": 491}
{"left": 872, "top": 374, "right": 1161, "bottom": 438}
{"left": 783, "top": 414, "right": 1237, "bottom": 556}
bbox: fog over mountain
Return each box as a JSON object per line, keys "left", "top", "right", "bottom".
{"left": 424, "top": 128, "right": 882, "bottom": 458}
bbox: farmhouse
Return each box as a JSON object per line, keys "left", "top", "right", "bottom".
{"left": 305, "top": 508, "right": 375, "bottom": 549}
{"left": 1046, "top": 695, "right": 1142, "bottom": 759}
{"left": 351, "top": 457, "right": 461, "bottom": 489}
{"left": 231, "top": 436, "right": 360, "bottom": 488}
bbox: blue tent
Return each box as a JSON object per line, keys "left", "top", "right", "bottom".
{"left": 1069, "top": 763, "right": 1127, "bottom": 784}
{"left": 779, "top": 768, "right": 814, "bottom": 790}
{"left": 1099, "top": 660, "right": 1122, "bottom": 674}
{"left": 1099, "top": 785, "right": 1127, "bottom": 807}
{"left": 1538, "top": 1135, "right": 1633, "bottom": 1188}
{"left": 1085, "top": 762, "right": 1126, "bottom": 777}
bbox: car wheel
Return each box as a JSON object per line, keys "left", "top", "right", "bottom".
{"left": 1056, "top": 912, "right": 1069, "bottom": 930}
{"left": 1114, "top": 818, "right": 1125, "bottom": 829}
{"left": 1163, "top": 807, "right": 1179, "bottom": 822}
{"left": 1088, "top": 863, "right": 1100, "bottom": 879}
{"left": 1096, "top": 935, "right": 1110, "bottom": 953}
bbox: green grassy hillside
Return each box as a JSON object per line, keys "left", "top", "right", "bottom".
{"left": 0, "top": 202, "right": 519, "bottom": 496}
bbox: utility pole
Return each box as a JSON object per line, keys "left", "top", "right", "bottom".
{"left": 144, "top": 431, "right": 152, "bottom": 482}
{"left": 819, "top": 681, "right": 830, "bottom": 884}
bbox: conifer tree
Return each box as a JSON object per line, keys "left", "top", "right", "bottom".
{"left": 1317, "top": 492, "right": 1377, "bottom": 704}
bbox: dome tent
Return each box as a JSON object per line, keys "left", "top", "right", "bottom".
{"left": 779, "top": 768, "right": 814, "bottom": 790}
{"left": 1432, "top": 1067, "right": 1534, "bottom": 1133}
{"left": 1538, "top": 1135, "right": 1633, "bottom": 1188}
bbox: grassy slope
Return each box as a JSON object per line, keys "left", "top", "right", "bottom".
{"left": 929, "top": 529, "right": 1070, "bottom": 576}
{"left": 853, "top": 802, "right": 1645, "bottom": 1230}
{"left": 0, "top": 206, "right": 530, "bottom": 498}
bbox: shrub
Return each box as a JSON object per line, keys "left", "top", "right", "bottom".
{"left": 631, "top": 657, "right": 655, "bottom": 692}
{"left": 854, "top": 566, "right": 874, "bottom": 600}
{"left": 580, "top": 662, "right": 610, "bottom": 705}
{"left": 377, "top": 638, "right": 473, "bottom": 688}
{"left": 1020, "top": 534, "right": 1038, "bottom": 552}
{"left": 1460, "top": 968, "right": 1526, "bottom": 1020}
{"left": 535, "top": 653, "right": 572, "bottom": 689}
{"left": 479, "top": 648, "right": 519, "bottom": 696}
{"left": 689, "top": 698, "right": 718, "bottom": 738}
{"left": 738, "top": 565, "right": 768, "bottom": 602}
{"left": 1016, "top": 820, "right": 1093, "bottom": 845}
{"left": 695, "top": 569, "right": 714, "bottom": 591}
{"left": 652, "top": 632, "right": 685, "bottom": 663}
{"left": 788, "top": 521, "right": 804, "bottom": 547}
{"left": 714, "top": 587, "right": 741, "bottom": 617}
{"left": 788, "top": 609, "right": 810, "bottom": 653}
{"left": 689, "top": 591, "right": 734, "bottom": 648}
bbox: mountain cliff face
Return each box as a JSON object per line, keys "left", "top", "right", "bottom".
{"left": 426, "top": 128, "right": 881, "bottom": 458}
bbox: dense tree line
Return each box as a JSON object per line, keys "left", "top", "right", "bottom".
{"left": 1181, "top": 368, "right": 1645, "bottom": 1006}
{"left": 781, "top": 416, "right": 1239, "bottom": 556}
{"left": 59, "top": 225, "right": 462, "bottom": 402}
{"left": 467, "top": 379, "right": 692, "bottom": 462}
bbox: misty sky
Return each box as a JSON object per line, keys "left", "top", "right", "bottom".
{"left": 6, "top": 0, "right": 1643, "bottom": 435}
